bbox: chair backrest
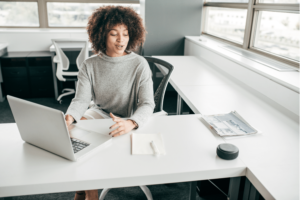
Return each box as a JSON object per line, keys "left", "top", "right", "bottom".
{"left": 52, "top": 39, "right": 70, "bottom": 71}
{"left": 51, "top": 38, "right": 89, "bottom": 70}
{"left": 144, "top": 56, "right": 174, "bottom": 113}
{"left": 133, "top": 44, "right": 143, "bottom": 56}
{"left": 76, "top": 40, "right": 89, "bottom": 68}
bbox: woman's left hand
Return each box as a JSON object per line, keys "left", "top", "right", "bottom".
{"left": 109, "top": 113, "right": 136, "bottom": 137}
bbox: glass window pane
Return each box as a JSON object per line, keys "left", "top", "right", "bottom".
{"left": 47, "top": 3, "right": 140, "bottom": 27}
{"left": 0, "top": 2, "right": 39, "bottom": 27}
{"left": 259, "top": 0, "right": 299, "bottom": 3}
{"left": 205, "top": 7, "right": 247, "bottom": 44}
{"left": 253, "top": 11, "right": 300, "bottom": 62}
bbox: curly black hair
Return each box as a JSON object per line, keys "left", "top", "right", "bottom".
{"left": 87, "top": 5, "right": 146, "bottom": 54}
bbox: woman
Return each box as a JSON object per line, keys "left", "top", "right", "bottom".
{"left": 65, "top": 5, "right": 155, "bottom": 200}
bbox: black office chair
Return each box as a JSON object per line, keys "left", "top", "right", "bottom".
{"left": 144, "top": 56, "right": 174, "bottom": 113}
{"left": 98, "top": 57, "right": 174, "bottom": 200}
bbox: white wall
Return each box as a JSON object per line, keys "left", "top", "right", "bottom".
{"left": 0, "top": 29, "right": 88, "bottom": 52}
{"left": 184, "top": 39, "right": 299, "bottom": 117}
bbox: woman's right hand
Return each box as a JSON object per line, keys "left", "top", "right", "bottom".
{"left": 65, "top": 114, "right": 74, "bottom": 128}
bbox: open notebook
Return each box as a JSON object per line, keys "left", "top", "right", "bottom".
{"left": 131, "top": 133, "right": 166, "bottom": 155}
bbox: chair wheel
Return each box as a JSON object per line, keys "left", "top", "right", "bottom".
{"left": 58, "top": 100, "right": 63, "bottom": 104}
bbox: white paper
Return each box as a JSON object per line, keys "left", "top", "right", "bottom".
{"left": 214, "top": 122, "right": 228, "bottom": 129}
{"left": 75, "top": 119, "right": 116, "bottom": 136}
{"left": 202, "top": 111, "right": 258, "bottom": 137}
{"left": 131, "top": 133, "right": 166, "bottom": 155}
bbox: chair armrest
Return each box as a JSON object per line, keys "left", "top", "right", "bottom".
{"left": 152, "top": 110, "right": 168, "bottom": 117}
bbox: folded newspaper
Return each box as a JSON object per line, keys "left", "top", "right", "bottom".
{"left": 202, "top": 111, "right": 258, "bottom": 137}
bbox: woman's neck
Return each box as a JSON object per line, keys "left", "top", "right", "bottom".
{"left": 105, "top": 50, "right": 128, "bottom": 57}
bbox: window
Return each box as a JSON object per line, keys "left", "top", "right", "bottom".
{"left": 47, "top": 2, "right": 140, "bottom": 27}
{"left": 205, "top": 7, "right": 247, "bottom": 44}
{"left": 0, "top": 0, "right": 140, "bottom": 28}
{"left": 202, "top": 0, "right": 300, "bottom": 66}
{"left": 0, "top": 1, "right": 39, "bottom": 27}
{"left": 253, "top": 11, "right": 299, "bottom": 61}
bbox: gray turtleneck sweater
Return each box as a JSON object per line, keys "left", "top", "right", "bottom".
{"left": 66, "top": 52, "right": 155, "bottom": 129}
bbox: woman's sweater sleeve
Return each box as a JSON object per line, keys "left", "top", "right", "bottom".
{"left": 129, "top": 60, "right": 155, "bottom": 129}
{"left": 65, "top": 61, "right": 92, "bottom": 122}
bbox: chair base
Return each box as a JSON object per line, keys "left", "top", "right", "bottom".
{"left": 62, "top": 88, "right": 74, "bottom": 93}
{"left": 57, "top": 88, "right": 75, "bottom": 102}
{"left": 99, "top": 185, "right": 153, "bottom": 200}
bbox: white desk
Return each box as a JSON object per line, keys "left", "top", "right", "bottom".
{"left": 177, "top": 84, "right": 299, "bottom": 199}
{"left": 153, "top": 56, "right": 236, "bottom": 115}
{"left": 154, "top": 56, "right": 299, "bottom": 200}
{"left": 246, "top": 164, "right": 299, "bottom": 199}
{"left": 0, "top": 115, "right": 246, "bottom": 198}
{"left": 157, "top": 56, "right": 230, "bottom": 87}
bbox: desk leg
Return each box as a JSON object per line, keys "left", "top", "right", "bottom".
{"left": 51, "top": 52, "right": 59, "bottom": 100}
{"left": 242, "top": 178, "right": 251, "bottom": 200}
{"left": 242, "top": 177, "right": 260, "bottom": 200}
{"left": 249, "top": 184, "right": 260, "bottom": 200}
{"left": 189, "top": 181, "right": 197, "bottom": 200}
{"left": 176, "top": 94, "right": 183, "bottom": 115}
{"left": 228, "top": 177, "right": 241, "bottom": 200}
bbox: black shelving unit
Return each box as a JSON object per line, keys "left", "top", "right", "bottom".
{"left": 0, "top": 51, "right": 54, "bottom": 99}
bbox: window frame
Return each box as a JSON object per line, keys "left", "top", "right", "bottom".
{"left": 201, "top": 0, "right": 300, "bottom": 68}
{"left": 0, "top": 0, "right": 140, "bottom": 28}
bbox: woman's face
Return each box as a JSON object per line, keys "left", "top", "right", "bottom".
{"left": 106, "top": 24, "right": 129, "bottom": 57}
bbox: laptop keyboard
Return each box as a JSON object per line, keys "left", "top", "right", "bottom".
{"left": 71, "top": 138, "right": 90, "bottom": 154}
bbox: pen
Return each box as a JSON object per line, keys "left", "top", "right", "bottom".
{"left": 150, "top": 141, "right": 160, "bottom": 157}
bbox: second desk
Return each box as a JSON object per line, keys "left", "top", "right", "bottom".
{"left": 153, "top": 56, "right": 299, "bottom": 200}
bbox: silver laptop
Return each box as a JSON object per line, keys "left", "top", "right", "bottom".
{"left": 7, "top": 95, "right": 114, "bottom": 161}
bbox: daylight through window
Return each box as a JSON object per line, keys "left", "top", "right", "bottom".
{"left": 202, "top": 0, "right": 300, "bottom": 64}
{"left": 47, "top": 2, "right": 140, "bottom": 27}
{"left": 0, "top": 1, "right": 140, "bottom": 28}
{"left": 0, "top": 1, "right": 39, "bottom": 27}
